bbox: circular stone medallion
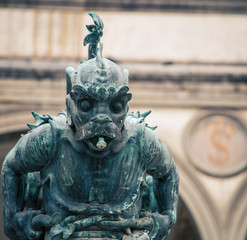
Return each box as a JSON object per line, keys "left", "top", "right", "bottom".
{"left": 185, "top": 112, "right": 247, "bottom": 177}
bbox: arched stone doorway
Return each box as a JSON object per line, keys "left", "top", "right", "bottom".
{"left": 168, "top": 198, "right": 201, "bottom": 240}
{"left": 0, "top": 130, "right": 27, "bottom": 240}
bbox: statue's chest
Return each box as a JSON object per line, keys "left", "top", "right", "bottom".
{"left": 43, "top": 141, "right": 145, "bottom": 203}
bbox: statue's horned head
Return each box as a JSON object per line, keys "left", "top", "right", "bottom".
{"left": 65, "top": 13, "right": 132, "bottom": 153}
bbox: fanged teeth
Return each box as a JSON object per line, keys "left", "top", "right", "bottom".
{"left": 96, "top": 137, "right": 107, "bottom": 149}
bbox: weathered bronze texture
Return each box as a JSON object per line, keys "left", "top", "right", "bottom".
{"left": 1, "top": 13, "right": 179, "bottom": 240}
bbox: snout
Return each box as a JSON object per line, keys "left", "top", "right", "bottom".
{"left": 75, "top": 114, "right": 121, "bottom": 152}
{"left": 90, "top": 114, "right": 113, "bottom": 124}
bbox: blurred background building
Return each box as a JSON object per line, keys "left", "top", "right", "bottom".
{"left": 0, "top": 1, "right": 247, "bottom": 239}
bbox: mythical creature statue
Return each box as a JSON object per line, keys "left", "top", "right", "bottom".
{"left": 1, "top": 13, "right": 179, "bottom": 240}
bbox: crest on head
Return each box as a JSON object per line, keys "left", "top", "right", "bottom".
{"left": 65, "top": 12, "right": 130, "bottom": 100}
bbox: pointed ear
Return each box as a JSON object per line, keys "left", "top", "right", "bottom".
{"left": 69, "top": 92, "right": 78, "bottom": 102}
{"left": 67, "top": 113, "right": 73, "bottom": 126}
{"left": 121, "top": 92, "right": 132, "bottom": 105}
{"left": 66, "top": 95, "right": 74, "bottom": 126}
{"left": 66, "top": 66, "right": 75, "bottom": 95}
{"left": 126, "top": 93, "right": 132, "bottom": 102}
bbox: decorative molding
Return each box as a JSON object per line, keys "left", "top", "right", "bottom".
{"left": 1, "top": 60, "right": 247, "bottom": 113}
{"left": 1, "top": 0, "right": 247, "bottom": 13}
{"left": 173, "top": 153, "right": 222, "bottom": 240}
{"left": 184, "top": 110, "right": 247, "bottom": 177}
{"left": 227, "top": 178, "right": 247, "bottom": 240}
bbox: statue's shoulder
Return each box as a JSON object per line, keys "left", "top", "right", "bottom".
{"left": 50, "top": 111, "right": 68, "bottom": 131}
{"left": 27, "top": 111, "right": 67, "bottom": 135}
{"left": 125, "top": 111, "right": 157, "bottom": 136}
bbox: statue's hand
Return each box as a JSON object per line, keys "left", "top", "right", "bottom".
{"left": 31, "top": 213, "right": 53, "bottom": 230}
{"left": 12, "top": 210, "right": 45, "bottom": 239}
{"left": 99, "top": 216, "right": 153, "bottom": 231}
{"left": 99, "top": 217, "right": 152, "bottom": 239}
{"left": 149, "top": 212, "right": 170, "bottom": 240}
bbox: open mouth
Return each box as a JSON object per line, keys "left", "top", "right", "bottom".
{"left": 86, "top": 136, "right": 113, "bottom": 151}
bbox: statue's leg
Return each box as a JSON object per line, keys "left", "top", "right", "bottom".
{"left": 123, "top": 231, "right": 150, "bottom": 240}
{"left": 44, "top": 230, "right": 122, "bottom": 240}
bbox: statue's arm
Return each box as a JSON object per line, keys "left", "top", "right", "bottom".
{"left": 1, "top": 124, "right": 54, "bottom": 239}
{"left": 143, "top": 127, "right": 179, "bottom": 240}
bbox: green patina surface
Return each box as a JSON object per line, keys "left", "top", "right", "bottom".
{"left": 1, "top": 13, "right": 179, "bottom": 240}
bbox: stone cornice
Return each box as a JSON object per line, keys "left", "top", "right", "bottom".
{"left": 1, "top": 1, "right": 247, "bottom": 14}
{"left": 0, "top": 59, "right": 246, "bottom": 112}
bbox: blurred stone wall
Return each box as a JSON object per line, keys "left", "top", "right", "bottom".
{"left": 1, "top": 9, "right": 247, "bottom": 63}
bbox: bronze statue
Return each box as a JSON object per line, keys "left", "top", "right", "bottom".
{"left": 1, "top": 13, "right": 179, "bottom": 240}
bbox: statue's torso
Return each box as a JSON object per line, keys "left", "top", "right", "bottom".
{"left": 41, "top": 126, "right": 146, "bottom": 219}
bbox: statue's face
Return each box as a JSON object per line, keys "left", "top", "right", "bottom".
{"left": 66, "top": 85, "right": 132, "bottom": 153}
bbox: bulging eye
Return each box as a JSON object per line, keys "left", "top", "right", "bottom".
{"left": 80, "top": 99, "right": 92, "bottom": 112}
{"left": 110, "top": 101, "right": 123, "bottom": 113}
